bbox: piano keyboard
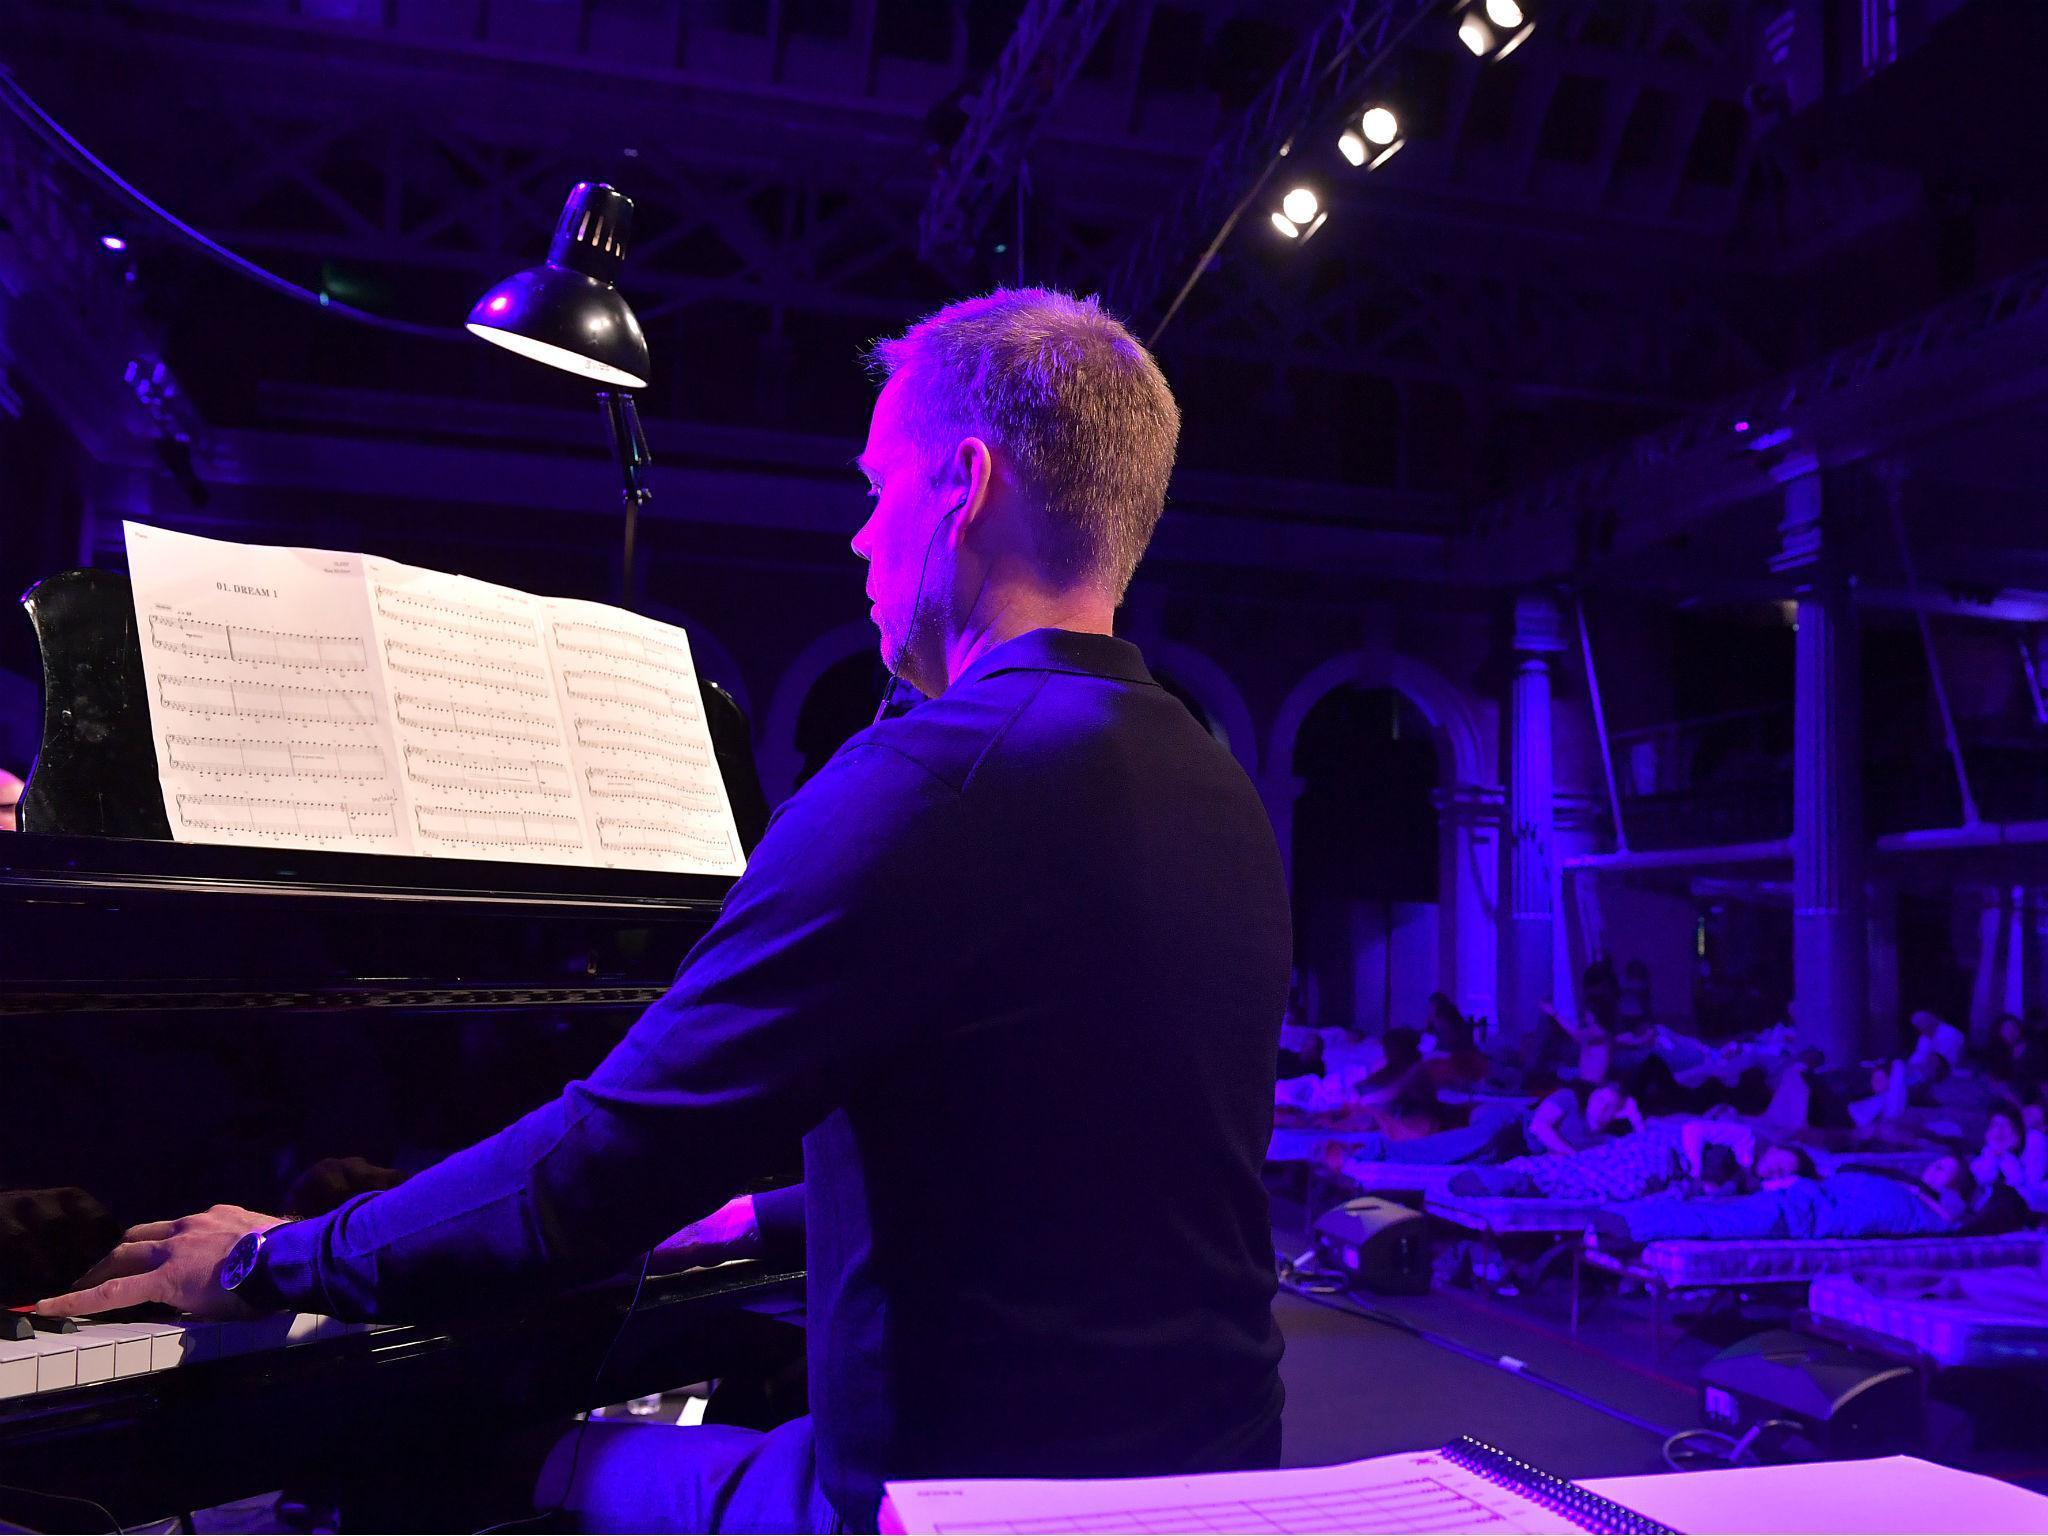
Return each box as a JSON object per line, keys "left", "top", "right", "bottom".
{"left": 0, "top": 1315, "right": 388, "bottom": 1399}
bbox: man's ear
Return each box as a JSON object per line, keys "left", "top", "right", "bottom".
{"left": 951, "top": 436, "right": 996, "bottom": 524}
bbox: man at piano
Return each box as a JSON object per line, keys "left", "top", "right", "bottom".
{"left": 40, "top": 288, "right": 1293, "bottom": 1534}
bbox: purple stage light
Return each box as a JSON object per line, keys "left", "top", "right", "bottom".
{"left": 1732, "top": 419, "right": 1750, "bottom": 433}
{"left": 100, "top": 234, "right": 127, "bottom": 252}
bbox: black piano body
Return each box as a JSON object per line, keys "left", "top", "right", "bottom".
{"left": 2, "top": 570, "right": 804, "bottom": 1527}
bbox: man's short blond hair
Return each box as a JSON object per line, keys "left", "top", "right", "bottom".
{"left": 866, "top": 288, "right": 1180, "bottom": 598}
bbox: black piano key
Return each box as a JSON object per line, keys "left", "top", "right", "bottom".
{"left": 27, "top": 1314, "right": 79, "bottom": 1334}
{"left": 0, "top": 1315, "right": 28, "bottom": 1341}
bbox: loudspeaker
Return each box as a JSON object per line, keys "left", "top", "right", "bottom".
{"left": 1312, "top": 1196, "right": 1431, "bottom": 1295}
{"left": 1699, "top": 1329, "right": 1923, "bottom": 1459}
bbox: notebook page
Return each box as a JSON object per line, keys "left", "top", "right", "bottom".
{"left": 880, "top": 1450, "right": 1592, "bottom": 1534}
{"left": 125, "top": 522, "right": 414, "bottom": 855}
{"left": 1584, "top": 1455, "right": 2048, "bottom": 1534}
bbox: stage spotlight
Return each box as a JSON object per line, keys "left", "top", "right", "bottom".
{"left": 1270, "top": 187, "right": 1328, "bottom": 241}
{"left": 1340, "top": 105, "right": 1404, "bottom": 170}
{"left": 1456, "top": 0, "right": 1533, "bottom": 60}
{"left": 99, "top": 233, "right": 127, "bottom": 252}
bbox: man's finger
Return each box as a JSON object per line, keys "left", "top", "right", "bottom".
{"left": 35, "top": 1269, "right": 168, "bottom": 1318}
{"left": 67, "top": 1240, "right": 169, "bottom": 1292}
{"left": 121, "top": 1220, "right": 180, "bottom": 1242}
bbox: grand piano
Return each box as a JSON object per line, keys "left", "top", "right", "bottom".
{"left": 1, "top": 570, "right": 804, "bottom": 1529}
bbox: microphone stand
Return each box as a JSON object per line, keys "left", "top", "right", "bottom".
{"left": 597, "top": 389, "right": 652, "bottom": 610}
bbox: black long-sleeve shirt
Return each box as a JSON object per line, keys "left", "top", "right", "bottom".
{"left": 264, "top": 627, "right": 1291, "bottom": 1526}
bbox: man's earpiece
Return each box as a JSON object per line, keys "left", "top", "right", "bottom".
{"left": 871, "top": 499, "right": 968, "bottom": 726}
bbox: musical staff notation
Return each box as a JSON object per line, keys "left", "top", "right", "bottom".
{"left": 416, "top": 805, "right": 585, "bottom": 849}
{"left": 572, "top": 719, "right": 713, "bottom": 768}
{"left": 584, "top": 766, "right": 724, "bottom": 809}
{"left": 551, "top": 619, "right": 694, "bottom": 671}
{"left": 393, "top": 693, "right": 560, "bottom": 745}
{"left": 375, "top": 585, "right": 535, "bottom": 643}
{"left": 159, "top": 676, "right": 376, "bottom": 725}
{"left": 149, "top": 615, "right": 369, "bottom": 670}
{"left": 175, "top": 795, "right": 400, "bottom": 840}
{"left": 167, "top": 736, "right": 388, "bottom": 780}
{"left": 404, "top": 746, "right": 572, "bottom": 796}
{"left": 384, "top": 640, "right": 551, "bottom": 696}
{"left": 596, "top": 815, "right": 734, "bottom": 861}
{"left": 563, "top": 668, "right": 701, "bottom": 721}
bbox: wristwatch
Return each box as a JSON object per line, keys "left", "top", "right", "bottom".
{"left": 219, "top": 1226, "right": 288, "bottom": 1312}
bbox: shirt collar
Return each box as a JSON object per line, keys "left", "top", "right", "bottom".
{"left": 951, "top": 627, "right": 1157, "bottom": 692}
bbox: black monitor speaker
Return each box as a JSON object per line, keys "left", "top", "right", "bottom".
{"left": 1312, "top": 1196, "right": 1431, "bottom": 1295}
{"left": 1700, "top": 1329, "right": 1923, "bottom": 1459}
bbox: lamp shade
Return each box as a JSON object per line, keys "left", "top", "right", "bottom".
{"left": 466, "top": 182, "right": 651, "bottom": 389}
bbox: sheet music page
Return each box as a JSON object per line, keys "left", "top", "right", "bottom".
{"left": 124, "top": 522, "right": 415, "bottom": 855}
{"left": 538, "top": 595, "right": 747, "bottom": 877}
{"left": 880, "top": 1450, "right": 1590, "bottom": 1534}
{"left": 361, "top": 556, "right": 600, "bottom": 866}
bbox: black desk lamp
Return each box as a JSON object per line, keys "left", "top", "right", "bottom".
{"left": 467, "top": 182, "right": 654, "bottom": 607}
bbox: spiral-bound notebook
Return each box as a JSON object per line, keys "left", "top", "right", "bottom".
{"left": 878, "top": 1437, "right": 1673, "bottom": 1534}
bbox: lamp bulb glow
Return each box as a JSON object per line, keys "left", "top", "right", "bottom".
{"left": 1338, "top": 132, "right": 1367, "bottom": 167}
{"left": 1270, "top": 211, "right": 1301, "bottom": 238}
{"left": 1458, "top": 13, "right": 1492, "bottom": 53}
{"left": 1486, "top": 0, "right": 1524, "bottom": 27}
{"left": 1281, "top": 188, "right": 1319, "bottom": 225}
{"left": 1361, "top": 107, "right": 1399, "bottom": 146}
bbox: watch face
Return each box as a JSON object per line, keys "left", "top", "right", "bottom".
{"left": 220, "top": 1231, "right": 259, "bottom": 1292}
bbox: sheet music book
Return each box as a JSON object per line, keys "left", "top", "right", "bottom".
{"left": 123, "top": 522, "right": 747, "bottom": 876}
{"left": 878, "top": 1438, "right": 1672, "bottom": 1535}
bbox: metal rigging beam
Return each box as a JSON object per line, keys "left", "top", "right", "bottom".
{"left": 916, "top": 0, "right": 1129, "bottom": 266}
{"left": 1098, "top": 0, "right": 1441, "bottom": 334}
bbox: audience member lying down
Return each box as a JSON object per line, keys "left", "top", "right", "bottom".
{"left": 1446, "top": 1119, "right": 1808, "bottom": 1203}
{"left": 1316, "top": 1101, "right": 1529, "bottom": 1171}
{"left": 1588, "top": 1158, "right": 1994, "bottom": 1245}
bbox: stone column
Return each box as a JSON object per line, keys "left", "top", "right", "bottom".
{"left": 1773, "top": 469, "right": 1868, "bottom": 1068}
{"left": 1434, "top": 783, "right": 1501, "bottom": 1032}
{"left": 1498, "top": 593, "right": 1565, "bottom": 1045}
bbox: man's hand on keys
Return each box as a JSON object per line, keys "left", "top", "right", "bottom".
{"left": 36, "top": 1204, "right": 285, "bottom": 1319}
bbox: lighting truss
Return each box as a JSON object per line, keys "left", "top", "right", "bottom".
{"left": 916, "top": 0, "right": 1129, "bottom": 265}
{"left": 1098, "top": 0, "right": 1442, "bottom": 336}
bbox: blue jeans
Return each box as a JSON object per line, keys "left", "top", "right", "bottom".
{"left": 1345, "top": 1103, "right": 1529, "bottom": 1165}
{"left": 539, "top": 1414, "right": 847, "bottom": 1534}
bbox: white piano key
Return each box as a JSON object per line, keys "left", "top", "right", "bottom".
{"left": 78, "top": 1321, "right": 172, "bottom": 1378}
{"left": 20, "top": 1332, "right": 80, "bottom": 1393}
{"left": 0, "top": 1341, "right": 38, "bottom": 1399}
{"left": 72, "top": 1333, "right": 116, "bottom": 1385}
{"left": 149, "top": 1322, "right": 192, "bottom": 1372}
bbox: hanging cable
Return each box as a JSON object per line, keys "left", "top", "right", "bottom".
{"left": 0, "top": 66, "right": 460, "bottom": 342}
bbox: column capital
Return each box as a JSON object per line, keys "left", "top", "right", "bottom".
{"left": 1509, "top": 591, "right": 1566, "bottom": 656}
{"left": 1432, "top": 782, "right": 1504, "bottom": 826}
